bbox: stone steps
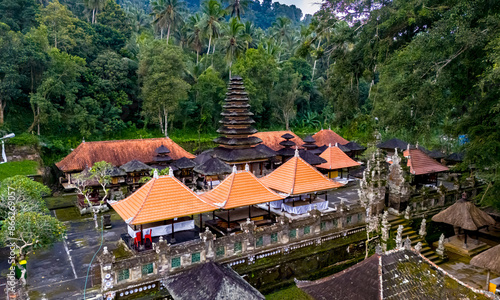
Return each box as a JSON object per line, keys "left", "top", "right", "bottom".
{"left": 385, "top": 215, "right": 444, "bottom": 264}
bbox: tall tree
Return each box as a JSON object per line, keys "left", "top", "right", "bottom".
{"left": 151, "top": 0, "right": 186, "bottom": 43}
{"left": 84, "top": 0, "right": 106, "bottom": 24}
{"left": 200, "top": 0, "right": 225, "bottom": 54}
{"left": 139, "top": 42, "right": 190, "bottom": 136}
{"left": 272, "top": 63, "right": 303, "bottom": 130}
{"left": 223, "top": 17, "right": 244, "bottom": 77}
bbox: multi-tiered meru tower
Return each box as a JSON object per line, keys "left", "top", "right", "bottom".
{"left": 212, "top": 76, "right": 274, "bottom": 174}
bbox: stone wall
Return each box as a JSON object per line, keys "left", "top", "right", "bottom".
{"left": 98, "top": 205, "right": 366, "bottom": 299}
{"left": 5, "top": 144, "right": 41, "bottom": 162}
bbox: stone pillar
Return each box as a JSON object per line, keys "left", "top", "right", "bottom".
{"left": 277, "top": 215, "right": 290, "bottom": 244}
{"left": 240, "top": 218, "right": 256, "bottom": 252}
{"left": 98, "top": 246, "right": 116, "bottom": 292}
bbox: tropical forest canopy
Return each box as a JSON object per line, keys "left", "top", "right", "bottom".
{"left": 1, "top": 0, "right": 500, "bottom": 202}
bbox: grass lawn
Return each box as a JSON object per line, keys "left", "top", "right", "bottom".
{"left": 0, "top": 160, "right": 39, "bottom": 181}
{"left": 265, "top": 286, "right": 313, "bottom": 300}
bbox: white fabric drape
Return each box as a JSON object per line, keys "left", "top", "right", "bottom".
{"left": 128, "top": 220, "right": 195, "bottom": 237}
{"left": 281, "top": 200, "right": 329, "bottom": 215}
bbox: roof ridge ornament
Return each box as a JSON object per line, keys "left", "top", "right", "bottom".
{"left": 294, "top": 146, "right": 299, "bottom": 157}
{"left": 168, "top": 167, "right": 174, "bottom": 177}
{"left": 82, "top": 137, "right": 85, "bottom": 143}
{"left": 153, "top": 169, "right": 159, "bottom": 179}
{"left": 245, "top": 163, "right": 250, "bottom": 172}
{"left": 329, "top": 143, "right": 332, "bottom": 148}
{"left": 232, "top": 165, "right": 237, "bottom": 173}
{"left": 335, "top": 142, "right": 338, "bottom": 147}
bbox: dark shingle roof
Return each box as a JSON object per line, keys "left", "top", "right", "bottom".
{"left": 377, "top": 138, "right": 410, "bottom": 151}
{"left": 164, "top": 262, "right": 265, "bottom": 300}
{"left": 345, "top": 141, "right": 366, "bottom": 151}
{"left": 212, "top": 146, "right": 273, "bottom": 163}
{"left": 428, "top": 150, "right": 446, "bottom": 159}
{"left": 194, "top": 156, "right": 232, "bottom": 176}
{"left": 299, "top": 149, "right": 327, "bottom": 166}
{"left": 173, "top": 157, "right": 197, "bottom": 169}
{"left": 155, "top": 145, "right": 170, "bottom": 154}
{"left": 120, "top": 160, "right": 152, "bottom": 173}
{"left": 445, "top": 152, "right": 465, "bottom": 162}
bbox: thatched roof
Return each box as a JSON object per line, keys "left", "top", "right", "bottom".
{"left": 255, "top": 144, "right": 277, "bottom": 157}
{"left": 163, "top": 262, "right": 265, "bottom": 300}
{"left": 155, "top": 145, "right": 170, "bottom": 154}
{"left": 299, "top": 149, "right": 327, "bottom": 166}
{"left": 107, "top": 166, "right": 126, "bottom": 177}
{"left": 251, "top": 130, "right": 304, "bottom": 151}
{"left": 194, "top": 157, "right": 232, "bottom": 176}
{"left": 446, "top": 152, "right": 465, "bottom": 162}
{"left": 120, "top": 160, "right": 152, "bottom": 173}
{"left": 377, "top": 138, "right": 409, "bottom": 151}
{"left": 172, "top": 157, "right": 197, "bottom": 169}
{"left": 428, "top": 150, "right": 446, "bottom": 159}
{"left": 212, "top": 146, "right": 273, "bottom": 163}
{"left": 56, "top": 137, "right": 194, "bottom": 172}
{"left": 345, "top": 141, "right": 366, "bottom": 152}
{"left": 432, "top": 199, "right": 495, "bottom": 231}
{"left": 470, "top": 244, "right": 500, "bottom": 273}
{"left": 193, "top": 149, "right": 214, "bottom": 165}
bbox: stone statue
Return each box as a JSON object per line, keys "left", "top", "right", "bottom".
{"left": 404, "top": 206, "right": 411, "bottom": 219}
{"left": 415, "top": 242, "right": 422, "bottom": 252}
{"left": 404, "top": 236, "right": 411, "bottom": 250}
{"left": 436, "top": 233, "right": 445, "bottom": 257}
{"left": 395, "top": 225, "right": 403, "bottom": 249}
{"left": 419, "top": 219, "right": 427, "bottom": 238}
{"left": 375, "top": 244, "right": 383, "bottom": 255}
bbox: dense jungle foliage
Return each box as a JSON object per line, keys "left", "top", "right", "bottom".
{"left": 0, "top": 0, "right": 499, "bottom": 205}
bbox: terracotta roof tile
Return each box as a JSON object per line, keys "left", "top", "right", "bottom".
{"left": 56, "top": 137, "right": 195, "bottom": 172}
{"left": 316, "top": 145, "right": 361, "bottom": 170}
{"left": 251, "top": 131, "right": 304, "bottom": 151}
{"left": 260, "top": 154, "right": 343, "bottom": 195}
{"left": 312, "top": 129, "right": 349, "bottom": 147}
{"left": 403, "top": 149, "right": 449, "bottom": 175}
{"left": 111, "top": 175, "right": 216, "bottom": 225}
{"left": 200, "top": 169, "right": 285, "bottom": 209}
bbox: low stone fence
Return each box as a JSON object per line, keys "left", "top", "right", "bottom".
{"left": 98, "top": 205, "right": 366, "bottom": 299}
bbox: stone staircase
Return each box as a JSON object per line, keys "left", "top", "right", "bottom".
{"left": 388, "top": 216, "right": 445, "bottom": 265}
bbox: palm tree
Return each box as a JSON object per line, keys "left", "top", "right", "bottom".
{"left": 150, "top": 0, "right": 186, "bottom": 43}
{"left": 84, "top": 0, "right": 106, "bottom": 24}
{"left": 271, "top": 17, "right": 292, "bottom": 61}
{"left": 200, "top": 0, "right": 225, "bottom": 54}
{"left": 223, "top": 17, "right": 245, "bottom": 77}
{"left": 186, "top": 14, "right": 203, "bottom": 63}
{"left": 241, "top": 21, "right": 257, "bottom": 49}
{"left": 225, "top": 0, "right": 249, "bottom": 20}
{"left": 151, "top": 0, "right": 168, "bottom": 39}
{"left": 127, "top": 7, "right": 151, "bottom": 33}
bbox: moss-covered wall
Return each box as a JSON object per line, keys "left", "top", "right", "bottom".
{"left": 232, "top": 231, "right": 367, "bottom": 294}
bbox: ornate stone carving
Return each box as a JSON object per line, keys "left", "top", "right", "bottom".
{"left": 419, "top": 219, "right": 427, "bottom": 238}
{"left": 358, "top": 150, "right": 386, "bottom": 215}
{"left": 436, "top": 233, "right": 445, "bottom": 257}
{"left": 395, "top": 225, "right": 403, "bottom": 249}
{"left": 404, "top": 236, "right": 411, "bottom": 250}
{"left": 388, "top": 148, "right": 411, "bottom": 212}
{"left": 415, "top": 242, "right": 422, "bottom": 252}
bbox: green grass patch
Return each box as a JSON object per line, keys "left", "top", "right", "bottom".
{"left": 265, "top": 285, "right": 313, "bottom": 300}
{"left": 44, "top": 194, "right": 77, "bottom": 210}
{"left": 0, "top": 160, "right": 39, "bottom": 181}
{"left": 54, "top": 207, "right": 84, "bottom": 222}
{"left": 7, "top": 133, "right": 40, "bottom": 146}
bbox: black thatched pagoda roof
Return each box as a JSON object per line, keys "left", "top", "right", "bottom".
{"left": 345, "top": 141, "right": 366, "bottom": 151}
{"left": 193, "top": 149, "right": 214, "bottom": 165}
{"left": 213, "top": 136, "right": 263, "bottom": 146}
{"left": 164, "top": 262, "right": 265, "bottom": 300}
{"left": 106, "top": 166, "right": 126, "bottom": 177}
{"left": 428, "top": 150, "right": 445, "bottom": 159}
{"left": 303, "top": 135, "right": 316, "bottom": 143}
{"left": 255, "top": 144, "right": 277, "bottom": 157}
{"left": 277, "top": 147, "right": 296, "bottom": 157}
{"left": 194, "top": 156, "right": 232, "bottom": 176}
{"left": 120, "top": 160, "right": 152, "bottom": 173}
{"left": 281, "top": 133, "right": 295, "bottom": 140}
{"left": 377, "top": 138, "right": 410, "bottom": 150}
{"left": 155, "top": 144, "right": 170, "bottom": 154}
{"left": 172, "top": 157, "right": 197, "bottom": 169}
{"left": 279, "top": 140, "right": 296, "bottom": 147}
{"left": 153, "top": 155, "right": 173, "bottom": 162}
{"left": 446, "top": 152, "right": 465, "bottom": 162}
{"left": 211, "top": 146, "right": 272, "bottom": 163}
{"left": 299, "top": 149, "right": 327, "bottom": 165}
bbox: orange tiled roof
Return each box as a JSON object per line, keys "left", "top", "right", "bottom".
{"left": 56, "top": 137, "right": 195, "bottom": 172}
{"left": 260, "top": 153, "right": 343, "bottom": 195}
{"left": 111, "top": 175, "right": 216, "bottom": 225}
{"left": 317, "top": 145, "right": 361, "bottom": 170}
{"left": 251, "top": 131, "right": 304, "bottom": 151}
{"left": 313, "top": 129, "right": 349, "bottom": 147}
{"left": 403, "top": 149, "right": 449, "bottom": 175}
{"left": 200, "top": 169, "right": 285, "bottom": 209}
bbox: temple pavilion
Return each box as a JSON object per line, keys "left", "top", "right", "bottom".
{"left": 211, "top": 77, "right": 274, "bottom": 174}
{"left": 260, "top": 149, "right": 343, "bottom": 215}
{"left": 200, "top": 165, "right": 285, "bottom": 233}
{"left": 111, "top": 169, "right": 216, "bottom": 249}
{"left": 56, "top": 137, "right": 194, "bottom": 190}
{"left": 316, "top": 144, "right": 361, "bottom": 179}
{"left": 403, "top": 147, "right": 449, "bottom": 186}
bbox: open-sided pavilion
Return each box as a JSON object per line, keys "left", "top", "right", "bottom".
{"left": 316, "top": 143, "right": 361, "bottom": 179}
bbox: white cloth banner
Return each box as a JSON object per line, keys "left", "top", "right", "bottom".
{"left": 281, "top": 200, "right": 329, "bottom": 215}
{"left": 128, "top": 220, "right": 195, "bottom": 238}
{"left": 270, "top": 200, "right": 283, "bottom": 209}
